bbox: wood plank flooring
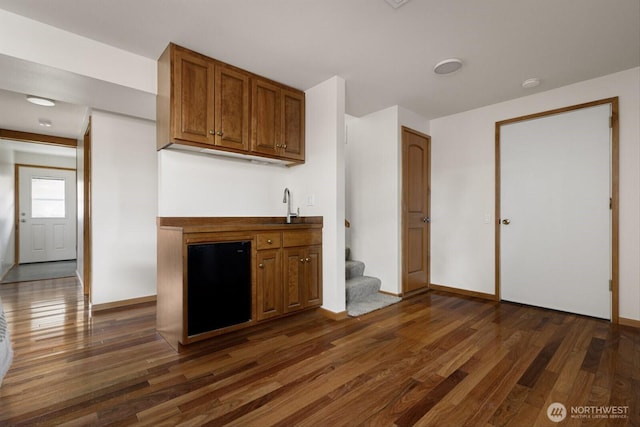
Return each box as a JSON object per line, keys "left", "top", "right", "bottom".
{"left": 0, "top": 277, "right": 638, "bottom": 426}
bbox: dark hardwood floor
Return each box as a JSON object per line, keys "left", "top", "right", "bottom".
{"left": 0, "top": 277, "right": 637, "bottom": 426}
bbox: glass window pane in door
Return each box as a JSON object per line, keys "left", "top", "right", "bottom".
{"left": 31, "top": 177, "right": 66, "bottom": 218}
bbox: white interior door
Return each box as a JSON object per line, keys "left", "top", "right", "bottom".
{"left": 18, "top": 166, "right": 77, "bottom": 264}
{"left": 500, "top": 104, "right": 611, "bottom": 319}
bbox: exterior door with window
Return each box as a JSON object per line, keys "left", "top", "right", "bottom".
{"left": 18, "top": 166, "right": 77, "bottom": 263}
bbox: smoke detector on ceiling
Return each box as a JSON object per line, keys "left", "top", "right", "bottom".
{"left": 433, "top": 58, "right": 463, "bottom": 75}
{"left": 522, "top": 78, "right": 541, "bottom": 89}
{"left": 385, "top": 0, "right": 409, "bottom": 9}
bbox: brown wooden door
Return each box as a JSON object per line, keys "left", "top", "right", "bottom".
{"left": 280, "top": 90, "right": 305, "bottom": 161}
{"left": 251, "top": 78, "right": 281, "bottom": 156}
{"left": 402, "top": 126, "right": 431, "bottom": 294}
{"left": 214, "top": 64, "right": 250, "bottom": 151}
{"left": 173, "top": 48, "right": 215, "bottom": 145}
{"left": 256, "top": 249, "right": 282, "bottom": 320}
{"left": 283, "top": 247, "right": 304, "bottom": 313}
{"left": 304, "top": 245, "right": 322, "bottom": 307}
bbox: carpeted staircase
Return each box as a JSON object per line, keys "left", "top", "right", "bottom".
{"left": 345, "top": 248, "right": 401, "bottom": 317}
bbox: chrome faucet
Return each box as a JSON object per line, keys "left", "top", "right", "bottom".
{"left": 283, "top": 188, "right": 299, "bottom": 224}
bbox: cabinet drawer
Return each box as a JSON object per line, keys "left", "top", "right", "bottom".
{"left": 256, "top": 233, "right": 281, "bottom": 249}
{"left": 283, "top": 230, "right": 322, "bottom": 247}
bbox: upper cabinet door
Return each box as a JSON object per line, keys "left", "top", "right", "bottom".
{"left": 251, "top": 78, "right": 281, "bottom": 157}
{"left": 214, "top": 65, "right": 250, "bottom": 151}
{"left": 158, "top": 44, "right": 304, "bottom": 163}
{"left": 280, "top": 90, "right": 305, "bottom": 161}
{"left": 172, "top": 48, "right": 215, "bottom": 145}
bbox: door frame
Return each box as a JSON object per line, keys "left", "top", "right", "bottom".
{"left": 82, "top": 119, "right": 92, "bottom": 297}
{"left": 494, "top": 97, "right": 619, "bottom": 323}
{"left": 15, "top": 164, "right": 77, "bottom": 264}
{"left": 401, "top": 126, "right": 431, "bottom": 295}
{"left": 3, "top": 127, "right": 92, "bottom": 298}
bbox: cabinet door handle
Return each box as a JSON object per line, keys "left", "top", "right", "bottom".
{"left": 258, "top": 263, "right": 264, "bottom": 268}
{"left": 305, "top": 257, "right": 310, "bottom": 262}
{"left": 267, "top": 239, "right": 272, "bottom": 244}
{"left": 300, "top": 259, "right": 304, "bottom": 262}
{"left": 216, "top": 130, "right": 224, "bottom": 137}
{"left": 209, "top": 130, "right": 216, "bottom": 135}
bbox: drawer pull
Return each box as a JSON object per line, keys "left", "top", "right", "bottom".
{"left": 267, "top": 239, "right": 272, "bottom": 244}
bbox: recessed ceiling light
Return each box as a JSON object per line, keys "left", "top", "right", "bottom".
{"left": 38, "top": 119, "right": 53, "bottom": 128}
{"left": 26, "top": 95, "right": 56, "bottom": 107}
{"left": 385, "top": 0, "right": 409, "bottom": 9}
{"left": 433, "top": 58, "right": 463, "bottom": 75}
{"left": 522, "top": 78, "right": 541, "bottom": 89}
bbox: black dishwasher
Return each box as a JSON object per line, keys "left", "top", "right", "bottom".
{"left": 187, "top": 241, "right": 251, "bottom": 336}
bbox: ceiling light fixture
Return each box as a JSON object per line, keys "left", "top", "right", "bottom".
{"left": 385, "top": 0, "right": 409, "bottom": 9}
{"left": 433, "top": 58, "right": 463, "bottom": 75}
{"left": 522, "top": 78, "right": 541, "bottom": 89}
{"left": 38, "top": 119, "right": 53, "bottom": 128}
{"left": 26, "top": 95, "right": 56, "bottom": 107}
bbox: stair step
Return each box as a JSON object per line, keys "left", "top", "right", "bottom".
{"left": 345, "top": 260, "right": 365, "bottom": 279}
{"left": 346, "top": 276, "right": 381, "bottom": 303}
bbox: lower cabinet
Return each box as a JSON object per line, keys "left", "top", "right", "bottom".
{"left": 283, "top": 246, "right": 322, "bottom": 313}
{"left": 256, "top": 230, "right": 322, "bottom": 321}
{"left": 256, "top": 248, "right": 283, "bottom": 321}
{"left": 157, "top": 217, "right": 323, "bottom": 351}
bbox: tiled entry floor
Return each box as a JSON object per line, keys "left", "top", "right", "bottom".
{"left": 0, "top": 260, "right": 77, "bottom": 284}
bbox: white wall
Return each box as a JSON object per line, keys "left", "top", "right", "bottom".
{"left": 158, "top": 150, "right": 288, "bottom": 216}
{"left": 346, "top": 107, "right": 400, "bottom": 293}
{"left": 91, "top": 111, "right": 157, "bottom": 305}
{"left": 430, "top": 67, "right": 640, "bottom": 321}
{"left": 76, "top": 131, "right": 86, "bottom": 287}
{"left": 290, "top": 76, "right": 346, "bottom": 314}
{"left": 0, "top": 143, "right": 15, "bottom": 279}
{"left": 0, "top": 9, "right": 156, "bottom": 95}
{"left": 345, "top": 106, "right": 429, "bottom": 295}
{"left": 14, "top": 151, "right": 75, "bottom": 169}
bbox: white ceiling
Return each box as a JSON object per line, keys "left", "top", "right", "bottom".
{"left": 0, "top": 88, "right": 87, "bottom": 138}
{"left": 0, "top": 0, "right": 638, "bottom": 138}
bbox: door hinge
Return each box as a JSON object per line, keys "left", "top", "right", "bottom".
{"left": 609, "top": 279, "right": 612, "bottom": 291}
{"left": 609, "top": 197, "right": 613, "bottom": 209}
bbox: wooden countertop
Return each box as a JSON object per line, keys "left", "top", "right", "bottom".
{"left": 157, "top": 216, "right": 323, "bottom": 233}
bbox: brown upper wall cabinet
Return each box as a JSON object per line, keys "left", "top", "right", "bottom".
{"left": 251, "top": 79, "right": 305, "bottom": 162}
{"left": 157, "top": 43, "right": 305, "bottom": 164}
